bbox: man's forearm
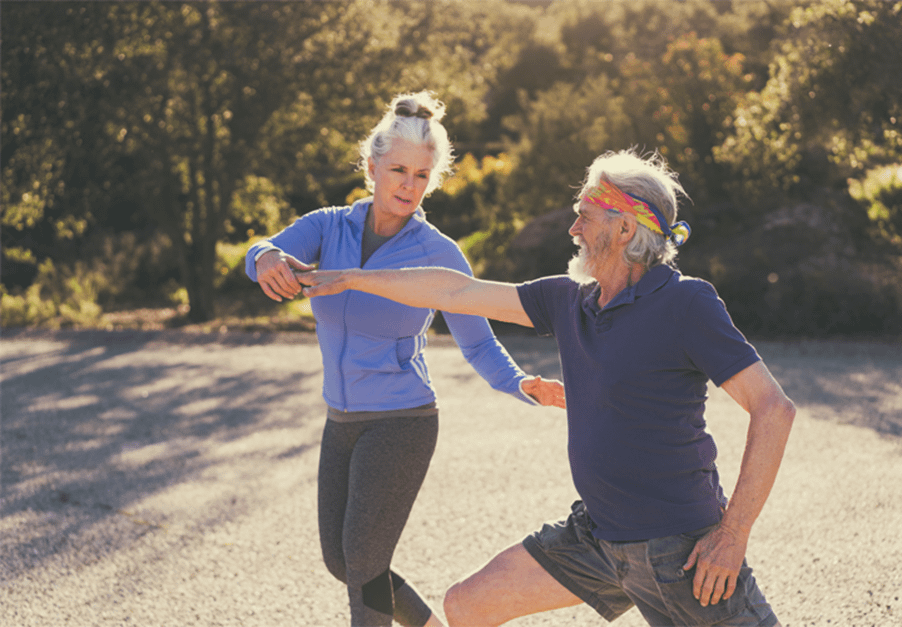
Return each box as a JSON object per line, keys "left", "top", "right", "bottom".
{"left": 721, "top": 398, "right": 795, "bottom": 536}
{"left": 685, "top": 362, "right": 796, "bottom": 606}
{"left": 300, "top": 266, "right": 533, "bottom": 326}
{"left": 319, "top": 267, "right": 476, "bottom": 312}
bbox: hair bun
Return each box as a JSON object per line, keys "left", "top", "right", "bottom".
{"left": 395, "top": 101, "right": 433, "bottom": 120}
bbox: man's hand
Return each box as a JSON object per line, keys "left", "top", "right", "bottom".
{"left": 682, "top": 522, "right": 749, "bottom": 607}
{"left": 521, "top": 375, "right": 566, "bottom": 409}
{"left": 295, "top": 269, "right": 355, "bottom": 298}
{"left": 256, "top": 250, "right": 314, "bottom": 302}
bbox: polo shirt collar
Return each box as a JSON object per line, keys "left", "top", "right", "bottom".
{"left": 583, "top": 264, "right": 675, "bottom": 314}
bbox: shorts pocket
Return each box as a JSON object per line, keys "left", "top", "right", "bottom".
{"left": 647, "top": 529, "right": 748, "bottom": 626}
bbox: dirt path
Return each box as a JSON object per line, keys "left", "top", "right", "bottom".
{"left": 1, "top": 329, "right": 900, "bottom": 626}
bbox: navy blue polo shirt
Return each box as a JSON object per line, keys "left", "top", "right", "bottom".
{"left": 517, "top": 265, "right": 760, "bottom": 541}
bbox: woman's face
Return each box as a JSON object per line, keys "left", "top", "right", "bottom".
{"left": 369, "top": 139, "right": 433, "bottom": 222}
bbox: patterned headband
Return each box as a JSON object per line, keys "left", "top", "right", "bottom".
{"left": 584, "top": 181, "right": 691, "bottom": 246}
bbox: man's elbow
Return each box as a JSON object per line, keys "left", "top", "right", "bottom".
{"left": 774, "top": 395, "right": 796, "bottom": 431}
{"left": 753, "top": 391, "right": 795, "bottom": 434}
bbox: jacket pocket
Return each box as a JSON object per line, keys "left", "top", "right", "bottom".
{"left": 348, "top": 332, "right": 404, "bottom": 374}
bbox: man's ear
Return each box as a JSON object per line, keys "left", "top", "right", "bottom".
{"left": 618, "top": 215, "right": 637, "bottom": 242}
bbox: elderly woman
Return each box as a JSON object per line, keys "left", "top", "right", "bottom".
{"left": 245, "top": 91, "right": 563, "bottom": 627}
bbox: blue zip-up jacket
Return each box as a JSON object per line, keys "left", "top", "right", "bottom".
{"left": 246, "top": 199, "right": 537, "bottom": 412}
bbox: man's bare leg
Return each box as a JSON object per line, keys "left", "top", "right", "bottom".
{"left": 443, "top": 543, "right": 583, "bottom": 627}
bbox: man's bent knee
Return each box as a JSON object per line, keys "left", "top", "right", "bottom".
{"left": 444, "top": 543, "right": 580, "bottom": 627}
{"left": 444, "top": 580, "right": 499, "bottom": 627}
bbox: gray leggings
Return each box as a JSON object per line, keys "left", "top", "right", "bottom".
{"left": 318, "top": 413, "right": 439, "bottom": 627}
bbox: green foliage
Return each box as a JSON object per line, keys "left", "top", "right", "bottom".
{"left": 492, "top": 0, "right": 790, "bottom": 226}
{"left": 2, "top": 2, "right": 123, "bottom": 270}
{"left": 500, "top": 77, "right": 630, "bottom": 220}
{"left": 620, "top": 33, "right": 753, "bottom": 205}
{"left": 1, "top": 259, "right": 103, "bottom": 328}
{"left": 215, "top": 239, "right": 259, "bottom": 292}
{"left": 716, "top": 0, "right": 902, "bottom": 200}
{"left": 227, "top": 175, "right": 293, "bottom": 243}
{"left": 849, "top": 164, "right": 902, "bottom": 248}
{"left": 426, "top": 153, "right": 515, "bottom": 239}
{"left": 1, "top": 276, "right": 59, "bottom": 328}
{"left": 458, "top": 219, "right": 523, "bottom": 280}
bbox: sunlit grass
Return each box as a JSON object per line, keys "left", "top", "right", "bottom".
{"left": 280, "top": 297, "right": 313, "bottom": 319}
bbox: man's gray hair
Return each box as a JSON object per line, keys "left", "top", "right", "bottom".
{"left": 359, "top": 91, "right": 454, "bottom": 196}
{"left": 579, "top": 149, "right": 688, "bottom": 268}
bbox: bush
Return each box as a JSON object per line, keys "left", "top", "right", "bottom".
{"left": 1, "top": 258, "right": 102, "bottom": 328}
{"left": 458, "top": 220, "right": 523, "bottom": 281}
{"left": 849, "top": 164, "right": 902, "bottom": 250}
{"left": 424, "top": 153, "right": 516, "bottom": 241}
{"left": 679, "top": 193, "right": 902, "bottom": 337}
{"left": 216, "top": 239, "right": 263, "bottom": 293}
{"left": 1, "top": 230, "right": 180, "bottom": 328}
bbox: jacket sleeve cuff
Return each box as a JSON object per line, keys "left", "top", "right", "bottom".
{"left": 516, "top": 377, "right": 540, "bottom": 406}
{"left": 245, "top": 243, "right": 278, "bottom": 282}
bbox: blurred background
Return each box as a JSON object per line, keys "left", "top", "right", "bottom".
{"left": 3, "top": 0, "right": 900, "bottom": 338}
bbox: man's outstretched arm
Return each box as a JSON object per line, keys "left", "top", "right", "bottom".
{"left": 298, "top": 267, "right": 534, "bottom": 328}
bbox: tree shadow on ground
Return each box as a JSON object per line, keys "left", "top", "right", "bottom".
{"left": 0, "top": 329, "right": 324, "bottom": 582}
{"left": 756, "top": 340, "right": 902, "bottom": 439}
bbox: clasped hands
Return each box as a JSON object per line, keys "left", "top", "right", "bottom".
{"left": 255, "top": 250, "right": 358, "bottom": 302}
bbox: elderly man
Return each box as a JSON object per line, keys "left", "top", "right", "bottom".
{"left": 292, "top": 149, "right": 795, "bottom": 627}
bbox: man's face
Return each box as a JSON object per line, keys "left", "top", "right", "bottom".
{"left": 567, "top": 198, "right": 615, "bottom": 284}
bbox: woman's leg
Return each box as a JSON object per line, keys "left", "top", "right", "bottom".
{"left": 392, "top": 569, "right": 441, "bottom": 626}
{"left": 318, "top": 417, "right": 353, "bottom": 585}
{"left": 344, "top": 414, "right": 439, "bottom": 626}
{"left": 318, "top": 415, "right": 440, "bottom": 627}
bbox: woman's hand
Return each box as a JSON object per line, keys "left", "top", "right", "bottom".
{"left": 522, "top": 375, "right": 566, "bottom": 409}
{"left": 255, "top": 250, "right": 314, "bottom": 302}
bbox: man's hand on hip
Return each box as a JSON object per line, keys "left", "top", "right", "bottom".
{"left": 682, "top": 522, "right": 749, "bottom": 607}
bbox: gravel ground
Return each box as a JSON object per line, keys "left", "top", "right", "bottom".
{"left": 1, "top": 329, "right": 900, "bottom": 627}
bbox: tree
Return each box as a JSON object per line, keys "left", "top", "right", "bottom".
{"left": 620, "top": 33, "right": 753, "bottom": 207}
{"left": 715, "top": 0, "right": 902, "bottom": 201}
{"left": 3, "top": 0, "right": 548, "bottom": 323}
{"left": 104, "top": 2, "right": 355, "bottom": 322}
{"left": 3, "top": 1, "right": 391, "bottom": 322}
{"left": 2, "top": 3, "right": 124, "bottom": 286}
{"left": 500, "top": 77, "right": 631, "bottom": 220}
{"left": 704, "top": 0, "right": 902, "bottom": 335}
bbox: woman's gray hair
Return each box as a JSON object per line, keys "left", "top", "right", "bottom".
{"left": 579, "top": 148, "right": 688, "bottom": 269}
{"left": 359, "top": 91, "right": 454, "bottom": 196}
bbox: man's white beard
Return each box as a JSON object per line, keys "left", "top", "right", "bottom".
{"left": 567, "top": 242, "right": 597, "bottom": 286}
